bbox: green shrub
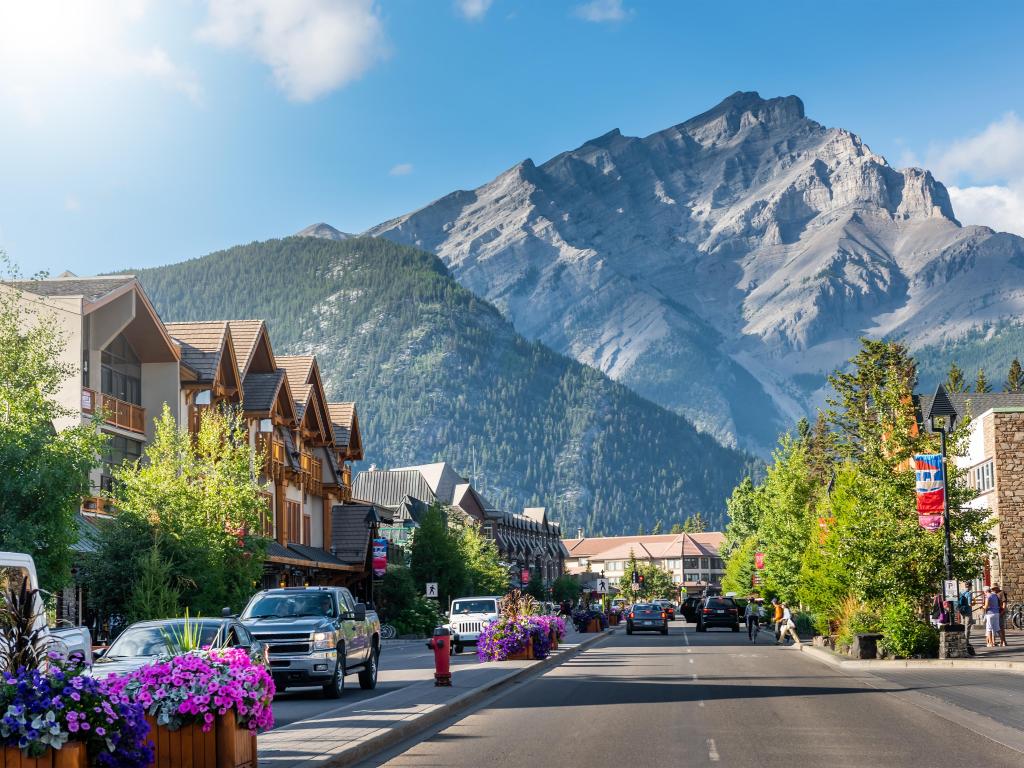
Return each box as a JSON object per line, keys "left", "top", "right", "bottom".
{"left": 794, "top": 612, "right": 818, "bottom": 636}
{"left": 392, "top": 596, "right": 444, "bottom": 637}
{"left": 880, "top": 599, "right": 939, "bottom": 658}
{"left": 834, "top": 595, "right": 880, "bottom": 648}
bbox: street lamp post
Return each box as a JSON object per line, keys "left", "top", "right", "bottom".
{"left": 927, "top": 385, "right": 959, "bottom": 583}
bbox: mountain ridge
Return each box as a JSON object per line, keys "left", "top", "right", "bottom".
{"left": 368, "top": 91, "right": 1024, "bottom": 455}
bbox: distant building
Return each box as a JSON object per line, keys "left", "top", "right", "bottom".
{"left": 353, "top": 462, "right": 567, "bottom": 586}
{"left": 562, "top": 532, "right": 726, "bottom": 595}
{"left": 916, "top": 391, "right": 1024, "bottom": 602}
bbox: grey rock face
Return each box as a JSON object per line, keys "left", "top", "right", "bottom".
{"left": 369, "top": 91, "right": 1024, "bottom": 455}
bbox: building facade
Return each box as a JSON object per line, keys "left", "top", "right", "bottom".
{"left": 562, "top": 532, "right": 726, "bottom": 595}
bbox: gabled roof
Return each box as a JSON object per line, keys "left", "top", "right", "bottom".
{"left": 227, "top": 320, "right": 274, "bottom": 377}
{"left": 276, "top": 356, "right": 316, "bottom": 404}
{"left": 166, "top": 322, "right": 241, "bottom": 394}
{"left": 241, "top": 370, "right": 286, "bottom": 414}
{"left": 330, "top": 503, "right": 380, "bottom": 565}
{"left": 327, "top": 402, "right": 363, "bottom": 460}
{"left": 352, "top": 469, "right": 437, "bottom": 509}
{"left": 277, "top": 355, "right": 332, "bottom": 444}
{"left": 390, "top": 462, "right": 465, "bottom": 505}
{"left": 10, "top": 275, "right": 136, "bottom": 303}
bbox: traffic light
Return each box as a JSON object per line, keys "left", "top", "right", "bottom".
{"left": 639, "top": 573, "right": 645, "bottom": 584}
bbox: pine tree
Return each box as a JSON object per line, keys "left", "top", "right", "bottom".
{"left": 651, "top": 519, "right": 664, "bottom": 535}
{"left": 636, "top": 522, "right": 645, "bottom": 536}
{"left": 682, "top": 513, "right": 707, "bottom": 533}
{"left": 945, "top": 362, "right": 967, "bottom": 393}
{"left": 1006, "top": 358, "right": 1023, "bottom": 393}
{"left": 669, "top": 522, "right": 684, "bottom": 534}
{"left": 976, "top": 368, "right": 992, "bottom": 393}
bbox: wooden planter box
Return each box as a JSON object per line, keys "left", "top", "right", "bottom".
{"left": 505, "top": 637, "right": 534, "bottom": 661}
{"left": 147, "top": 710, "right": 257, "bottom": 768}
{"left": 585, "top": 618, "right": 601, "bottom": 633}
{"left": 0, "top": 743, "right": 86, "bottom": 768}
{"left": 550, "top": 630, "right": 559, "bottom": 650}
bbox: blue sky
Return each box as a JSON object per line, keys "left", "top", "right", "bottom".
{"left": 2, "top": 0, "right": 1023, "bottom": 277}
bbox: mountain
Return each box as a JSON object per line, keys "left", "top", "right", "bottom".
{"left": 295, "top": 222, "right": 352, "bottom": 240}
{"left": 137, "top": 236, "right": 755, "bottom": 534}
{"left": 369, "top": 91, "right": 1024, "bottom": 455}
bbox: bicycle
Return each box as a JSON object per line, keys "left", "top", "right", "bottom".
{"left": 1009, "top": 603, "right": 1024, "bottom": 630}
{"left": 380, "top": 623, "right": 397, "bottom": 640}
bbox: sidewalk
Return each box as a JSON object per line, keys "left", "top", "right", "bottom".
{"left": 259, "top": 627, "right": 616, "bottom": 767}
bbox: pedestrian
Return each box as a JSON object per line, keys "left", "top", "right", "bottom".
{"left": 744, "top": 597, "right": 759, "bottom": 642}
{"left": 776, "top": 603, "right": 802, "bottom": 648}
{"left": 771, "top": 597, "right": 783, "bottom": 639}
{"left": 996, "top": 586, "right": 1009, "bottom": 647}
{"left": 957, "top": 586, "right": 974, "bottom": 644}
{"left": 983, "top": 585, "right": 1001, "bottom": 648}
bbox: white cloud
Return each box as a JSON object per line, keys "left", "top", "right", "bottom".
{"left": 0, "top": 1, "right": 200, "bottom": 120}
{"left": 198, "top": 0, "right": 388, "bottom": 102}
{"left": 573, "top": 0, "right": 628, "bottom": 22}
{"left": 389, "top": 163, "right": 414, "bottom": 176}
{"left": 916, "top": 113, "right": 1024, "bottom": 236}
{"left": 455, "top": 0, "right": 493, "bottom": 20}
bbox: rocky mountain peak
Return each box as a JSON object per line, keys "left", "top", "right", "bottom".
{"left": 295, "top": 222, "right": 351, "bottom": 241}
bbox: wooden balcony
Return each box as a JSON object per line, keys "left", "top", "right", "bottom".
{"left": 83, "top": 388, "right": 146, "bottom": 434}
{"left": 340, "top": 465, "right": 352, "bottom": 501}
{"left": 300, "top": 452, "right": 323, "bottom": 497}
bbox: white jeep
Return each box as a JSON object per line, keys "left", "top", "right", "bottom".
{"left": 444, "top": 596, "right": 501, "bottom": 654}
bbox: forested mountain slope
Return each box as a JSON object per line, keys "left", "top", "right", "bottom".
{"left": 137, "top": 236, "right": 754, "bottom": 533}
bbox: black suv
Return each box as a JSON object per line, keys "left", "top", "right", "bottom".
{"left": 696, "top": 596, "right": 740, "bottom": 632}
{"left": 681, "top": 596, "right": 702, "bottom": 623}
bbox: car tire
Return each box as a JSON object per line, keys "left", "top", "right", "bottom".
{"left": 358, "top": 644, "right": 379, "bottom": 690}
{"left": 732, "top": 624, "right": 740, "bottom": 632}
{"left": 454, "top": 643, "right": 464, "bottom": 655}
{"left": 661, "top": 627, "right": 668, "bottom": 635}
{"left": 323, "top": 649, "right": 346, "bottom": 699}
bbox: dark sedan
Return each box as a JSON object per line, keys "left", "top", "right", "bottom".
{"left": 626, "top": 603, "right": 669, "bottom": 635}
{"left": 696, "top": 597, "right": 740, "bottom": 632}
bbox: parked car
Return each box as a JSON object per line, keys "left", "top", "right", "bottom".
{"left": 241, "top": 586, "right": 380, "bottom": 698}
{"left": 626, "top": 603, "right": 669, "bottom": 635}
{"left": 91, "top": 617, "right": 264, "bottom": 677}
{"left": 444, "top": 596, "right": 501, "bottom": 654}
{"left": 653, "top": 599, "right": 677, "bottom": 621}
{"left": 696, "top": 596, "right": 740, "bottom": 632}
{"left": 681, "top": 596, "right": 702, "bottom": 623}
{"left": 1, "top": 551, "right": 92, "bottom": 665}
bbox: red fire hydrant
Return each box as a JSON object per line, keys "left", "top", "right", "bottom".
{"left": 427, "top": 627, "right": 452, "bottom": 686}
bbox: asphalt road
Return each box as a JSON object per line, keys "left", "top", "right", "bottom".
{"left": 271, "top": 641, "right": 482, "bottom": 728}
{"left": 369, "top": 622, "right": 1024, "bottom": 768}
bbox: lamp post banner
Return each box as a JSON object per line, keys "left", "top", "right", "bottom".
{"left": 372, "top": 538, "right": 388, "bottom": 577}
{"left": 914, "top": 453, "right": 945, "bottom": 530}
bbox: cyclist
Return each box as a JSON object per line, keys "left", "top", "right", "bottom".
{"left": 744, "top": 596, "right": 760, "bottom": 643}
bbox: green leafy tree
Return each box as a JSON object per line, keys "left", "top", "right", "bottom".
{"left": 721, "top": 537, "right": 758, "bottom": 595}
{"left": 1006, "top": 358, "right": 1023, "bottom": 393}
{"left": 975, "top": 368, "right": 992, "bottom": 393}
{"left": 551, "top": 574, "right": 579, "bottom": 603}
{"left": 638, "top": 563, "right": 675, "bottom": 600}
{"left": 110, "top": 405, "right": 268, "bottom": 614}
{"left": 669, "top": 522, "right": 684, "bottom": 534}
{"left": 409, "top": 504, "right": 466, "bottom": 609}
{"left": 83, "top": 512, "right": 154, "bottom": 631}
{"left": 0, "top": 263, "right": 106, "bottom": 590}
{"left": 461, "top": 523, "right": 509, "bottom": 596}
{"left": 525, "top": 573, "right": 545, "bottom": 601}
{"left": 127, "top": 544, "right": 181, "bottom": 622}
{"left": 722, "top": 477, "right": 763, "bottom": 558}
{"left": 945, "top": 361, "right": 967, "bottom": 393}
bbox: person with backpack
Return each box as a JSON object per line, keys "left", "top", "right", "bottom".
{"left": 776, "top": 603, "right": 802, "bottom": 648}
{"left": 744, "top": 596, "right": 760, "bottom": 642}
{"left": 771, "top": 597, "right": 784, "bottom": 640}
{"left": 957, "top": 587, "right": 974, "bottom": 644}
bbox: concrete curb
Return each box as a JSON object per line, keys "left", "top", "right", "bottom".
{"left": 288, "top": 627, "right": 618, "bottom": 768}
{"left": 799, "top": 644, "right": 1024, "bottom": 672}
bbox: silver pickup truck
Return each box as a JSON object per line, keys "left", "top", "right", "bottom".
{"left": 1, "top": 551, "right": 92, "bottom": 666}
{"left": 240, "top": 586, "right": 380, "bottom": 698}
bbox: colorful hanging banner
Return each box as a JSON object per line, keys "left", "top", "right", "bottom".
{"left": 372, "top": 537, "right": 388, "bottom": 577}
{"left": 754, "top": 552, "right": 765, "bottom": 570}
{"left": 914, "top": 453, "right": 945, "bottom": 531}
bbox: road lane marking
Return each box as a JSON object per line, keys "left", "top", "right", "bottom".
{"left": 691, "top": 673, "right": 698, "bottom": 680}
{"left": 683, "top": 632, "right": 690, "bottom": 646}
{"left": 707, "top": 738, "right": 719, "bottom": 762}
{"left": 698, "top": 700, "right": 705, "bottom": 707}
{"left": 689, "top": 658, "right": 694, "bottom": 663}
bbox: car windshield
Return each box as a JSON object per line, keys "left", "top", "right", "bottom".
{"left": 706, "top": 598, "right": 734, "bottom": 609}
{"left": 634, "top": 604, "right": 657, "bottom": 612}
{"left": 243, "top": 593, "right": 337, "bottom": 619}
{"left": 451, "top": 599, "right": 497, "bottom": 615}
{"left": 105, "top": 623, "right": 224, "bottom": 658}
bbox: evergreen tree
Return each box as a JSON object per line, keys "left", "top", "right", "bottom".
{"left": 410, "top": 504, "right": 467, "bottom": 609}
{"left": 1006, "top": 358, "right": 1023, "bottom": 393}
{"left": 669, "top": 523, "right": 684, "bottom": 535}
{"left": 127, "top": 544, "right": 181, "bottom": 622}
{"left": 945, "top": 361, "right": 967, "bottom": 393}
{"left": 460, "top": 523, "right": 508, "bottom": 595}
{"left": 651, "top": 519, "right": 664, "bottom": 535}
{"left": 682, "top": 513, "right": 707, "bottom": 533}
{"left": 975, "top": 368, "right": 992, "bottom": 393}
{"left": 635, "top": 522, "right": 645, "bottom": 536}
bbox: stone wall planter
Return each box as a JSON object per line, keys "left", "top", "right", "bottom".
{"left": 0, "top": 743, "right": 86, "bottom": 768}
{"left": 850, "top": 633, "right": 883, "bottom": 659}
{"left": 146, "top": 710, "right": 257, "bottom": 768}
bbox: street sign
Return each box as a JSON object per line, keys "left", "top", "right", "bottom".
{"left": 630, "top": 583, "right": 639, "bottom": 592}
{"left": 596, "top": 579, "right": 608, "bottom": 593}
{"left": 943, "top": 579, "right": 958, "bottom": 601}
{"left": 425, "top": 582, "right": 438, "bottom": 598}
{"left": 521, "top": 568, "right": 531, "bottom": 584}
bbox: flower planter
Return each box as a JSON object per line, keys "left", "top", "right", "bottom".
{"left": 505, "top": 637, "right": 534, "bottom": 661}
{"left": 586, "top": 618, "right": 601, "bottom": 633}
{"left": 146, "top": 711, "right": 256, "bottom": 768}
{"left": 0, "top": 743, "right": 86, "bottom": 768}
{"left": 549, "top": 630, "right": 559, "bottom": 650}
